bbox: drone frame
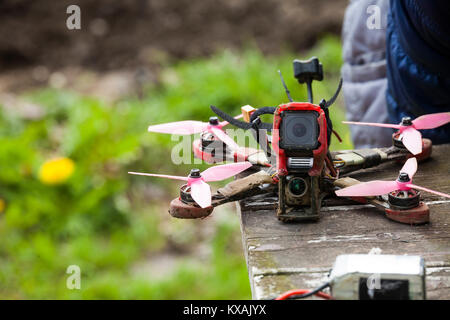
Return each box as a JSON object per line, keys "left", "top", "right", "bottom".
{"left": 167, "top": 109, "right": 438, "bottom": 225}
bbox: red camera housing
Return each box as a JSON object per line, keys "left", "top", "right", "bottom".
{"left": 272, "top": 102, "right": 328, "bottom": 177}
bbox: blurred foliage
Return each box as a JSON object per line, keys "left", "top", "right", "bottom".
{"left": 0, "top": 36, "right": 351, "bottom": 299}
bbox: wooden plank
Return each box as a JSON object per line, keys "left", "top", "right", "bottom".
{"left": 238, "top": 144, "right": 450, "bottom": 300}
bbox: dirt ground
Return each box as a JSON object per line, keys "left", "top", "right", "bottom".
{"left": 0, "top": 0, "right": 346, "bottom": 95}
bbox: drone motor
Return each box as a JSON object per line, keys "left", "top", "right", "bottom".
{"left": 388, "top": 189, "right": 421, "bottom": 210}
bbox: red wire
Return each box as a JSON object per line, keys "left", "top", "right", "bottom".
{"left": 275, "top": 289, "right": 332, "bottom": 300}
{"left": 332, "top": 129, "right": 343, "bottom": 143}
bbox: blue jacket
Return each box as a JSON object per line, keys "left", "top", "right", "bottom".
{"left": 387, "top": 0, "right": 450, "bottom": 144}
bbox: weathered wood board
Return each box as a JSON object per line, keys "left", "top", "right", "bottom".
{"left": 237, "top": 144, "right": 450, "bottom": 299}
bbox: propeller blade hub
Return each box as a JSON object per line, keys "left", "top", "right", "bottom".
{"left": 189, "top": 169, "right": 201, "bottom": 178}
{"left": 401, "top": 117, "right": 413, "bottom": 126}
{"left": 398, "top": 172, "right": 410, "bottom": 182}
{"left": 209, "top": 116, "right": 219, "bottom": 126}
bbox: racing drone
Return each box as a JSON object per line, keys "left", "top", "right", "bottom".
{"left": 130, "top": 57, "right": 450, "bottom": 225}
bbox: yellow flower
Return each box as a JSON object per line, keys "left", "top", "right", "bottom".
{"left": 38, "top": 157, "right": 75, "bottom": 185}
{"left": 0, "top": 198, "right": 5, "bottom": 213}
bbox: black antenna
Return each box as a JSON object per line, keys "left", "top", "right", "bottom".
{"left": 319, "top": 78, "right": 343, "bottom": 109}
{"left": 278, "top": 70, "right": 293, "bottom": 102}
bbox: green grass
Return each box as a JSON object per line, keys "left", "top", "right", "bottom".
{"left": 0, "top": 36, "right": 351, "bottom": 299}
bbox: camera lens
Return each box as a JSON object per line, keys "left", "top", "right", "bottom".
{"left": 288, "top": 177, "right": 307, "bottom": 197}
{"left": 293, "top": 123, "right": 307, "bottom": 138}
{"left": 280, "top": 111, "right": 319, "bottom": 150}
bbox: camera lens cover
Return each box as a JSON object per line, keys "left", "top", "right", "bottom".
{"left": 288, "top": 177, "right": 308, "bottom": 197}
{"left": 280, "top": 111, "right": 319, "bottom": 150}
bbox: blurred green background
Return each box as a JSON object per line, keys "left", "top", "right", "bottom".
{"left": 0, "top": 35, "right": 352, "bottom": 299}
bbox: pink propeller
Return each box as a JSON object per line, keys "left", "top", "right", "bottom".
{"left": 148, "top": 114, "right": 244, "bottom": 154}
{"left": 129, "top": 162, "right": 252, "bottom": 208}
{"left": 335, "top": 157, "right": 450, "bottom": 199}
{"left": 343, "top": 112, "right": 450, "bottom": 155}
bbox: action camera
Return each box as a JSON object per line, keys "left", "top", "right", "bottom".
{"left": 279, "top": 110, "right": 319, "bottom": 151}
{"left": 273, "top": 102, "right": 328, "bottom": 222}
